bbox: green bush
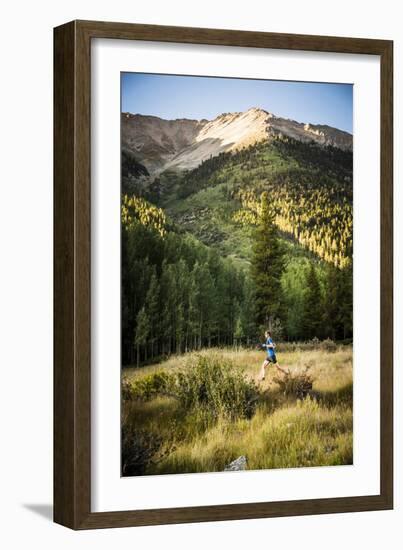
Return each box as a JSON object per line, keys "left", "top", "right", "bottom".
{"left": 122, "top": 376, "right": 134, "bottom": 401}
{"left": 320, "top": 338, "right": 337, "bottom": 352}
{"left": 128, "top": 370, "right": 171, "bottom": 401}
{"left": 168, "top": 354, "right": 260, "bottom": 420}
{"left": 123, "top": 355, "right": 260, "bottom": 420}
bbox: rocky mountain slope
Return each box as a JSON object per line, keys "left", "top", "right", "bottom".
{"left": 122, "top": 113, "right": 206, "bottom": 174}
{"left": 122, "top": 107, "right": 353, "bottom": 176}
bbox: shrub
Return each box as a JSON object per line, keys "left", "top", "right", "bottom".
{"left": 168, "top": 354, "right": 260, "bottom": 420}
{"left": 123, "top": 354, "right": 261, "bottom": 419}
{"left": 121, "top": 425, "right": 174, "bottom": 476}
{"left": 122, "top": 376, "right": 134, "bottom": 401}
{"left": 273, "top": 366, "right": 313, "bottom": 399}
{"left": 128, "top": 371, "right": 171, "bottom": 401}
{"left": 320, "top": 338, "right": 337, "bottom": 352}
{"left": 277, "top": 338, "right": 340, "bottom": 353}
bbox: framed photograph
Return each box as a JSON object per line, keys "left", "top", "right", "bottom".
{"left": 54, "top": 20, "right": 393, "bottom": 529}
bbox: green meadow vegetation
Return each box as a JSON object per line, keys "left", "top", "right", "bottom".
{"left": 122, "top": 345, "right": 353, "bottom": 475}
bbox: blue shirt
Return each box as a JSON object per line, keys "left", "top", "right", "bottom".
{"left": 265, "top": 337, "right": 276, "bottom": 358}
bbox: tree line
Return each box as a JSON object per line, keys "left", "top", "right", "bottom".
{"left": 122, "top": 194, "right": 352, "bottom": 367}
{"left": 122, "top": 196, "right": 254, "bottom": 366}
{"left": 251, "top": 192, "right": 352, "bottom": 342}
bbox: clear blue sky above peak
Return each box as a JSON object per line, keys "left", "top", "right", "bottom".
{"left": 122, "top": 73, "right": 353, "bottom": 134}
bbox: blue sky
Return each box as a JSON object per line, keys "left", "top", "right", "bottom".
{"left": 121, "top": 73, "right": 353, "bottom": 134}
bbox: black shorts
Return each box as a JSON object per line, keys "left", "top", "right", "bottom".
{"left": 266, "top": 355, "right": 277, "bottom": 364}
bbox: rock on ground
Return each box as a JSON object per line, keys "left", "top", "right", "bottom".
{"left": 224, "top": 456, "right": 247, "bottom": 471}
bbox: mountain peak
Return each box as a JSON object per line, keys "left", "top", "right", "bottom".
{"left": 245, "top": 106, "right": 273, "bottom": 117}
{"left": 122, "top": 107, "right": 352, "bottom": 175}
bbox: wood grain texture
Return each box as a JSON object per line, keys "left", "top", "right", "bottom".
{"left": 54, "top": 20, "right": 393, "bottom": 530}
{"left": 75, "top": 19, "right": 391, "bottom": 54}
{"left": 54, "top": 20, "right": 91, "bottom": 528}
{"left": 380, "top": 40, "right": 393, "bottom": 506}
{"left": 54, "top": 21, "right": 76, "bottom": 528}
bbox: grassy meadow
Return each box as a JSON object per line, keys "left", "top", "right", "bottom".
{"left": 122, "top": 344, "right": 353, "bottom": 476}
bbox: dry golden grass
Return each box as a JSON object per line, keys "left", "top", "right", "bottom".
{"left": 122, "top": 345, "right": 353, "bottom": 475}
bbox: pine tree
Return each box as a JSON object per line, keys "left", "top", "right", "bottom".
{"left": 251, "top": 192, "right": 286, "bottom": 329}
{"left": 192, "top": 262, "right": 215, "bottom": 348}
{"left": 188, "top": 268, "right": 200, "bottom": 350}
{"left": 160, "top": 261, "right": 176, "bottom": 354}
{"left": 281, "top": 258, "right": 310, "bottom": 341}
{"left": 322, "top": 264, "right": 341, "bottom": 340}
{"left": 174, "top": 260, "right": 189, "bottom": 353}
{"left": 144, "top": 269, "right": 160, "bottom": 358}
{"left": 238, "top": 274, "right": 257, "bottom": 345}
{"left": 134, "top": 307, "right": 150, "bottom": 367}
{"left": 338, "top": 264, "right": 353, "bottom": 340}
{"left": 302, "top": 263, "right": 322, "bottom": 339}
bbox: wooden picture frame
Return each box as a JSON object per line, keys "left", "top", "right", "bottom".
{"left": 54, "top": 20, "right": 393, "bottom": 529}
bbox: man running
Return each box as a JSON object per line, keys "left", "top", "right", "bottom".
{"left": 259, "top": 330, "right": 283, "bottom": 381}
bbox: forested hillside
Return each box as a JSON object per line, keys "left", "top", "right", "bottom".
{"left": 157, "top": 136, "right": 352, "bottom": 268}
{"left": 121, "top": 195, "right": 252, "bottom": 365}
{"left": 122, "top": 135, "right": 353, "bottom": 366}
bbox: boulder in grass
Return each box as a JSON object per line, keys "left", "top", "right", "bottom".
{"left": 224, "top": 456, "right": 247, "bottom": 471}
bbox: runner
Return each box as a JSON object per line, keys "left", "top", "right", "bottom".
{"left": 258, "top": 330, "right": 284, "bottom": 381}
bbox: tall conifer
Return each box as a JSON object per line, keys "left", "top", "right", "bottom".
{"left": 302, "top": 263, "right": 322, "bottom": 339}
{"left": 251, "top": 192, "right": 286, "bottom": 329}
